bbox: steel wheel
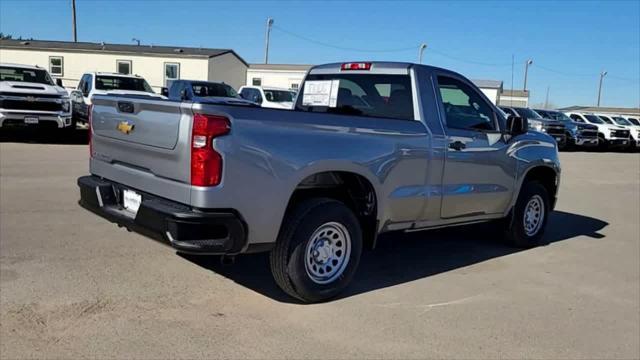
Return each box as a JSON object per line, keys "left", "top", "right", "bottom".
{"left": 523, "top": 194, "right": 545, "bottom": 236}
{"left": 304, "top": 222, "right": 352, "bottom": 285}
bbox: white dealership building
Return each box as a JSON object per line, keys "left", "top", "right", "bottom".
{"left": 0, "top": 39, "right": 249, "bottom": 91}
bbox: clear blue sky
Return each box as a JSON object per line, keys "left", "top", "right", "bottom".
{"left": 1, "top": 0, "right": 638, "bottom": 108}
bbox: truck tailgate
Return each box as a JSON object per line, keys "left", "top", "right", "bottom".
{"left": 90, "top": 95, "right": 192, "bottom": 202}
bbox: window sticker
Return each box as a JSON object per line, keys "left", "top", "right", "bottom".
{"left": 302, "top": 80, "right": 340, "bottom": 107}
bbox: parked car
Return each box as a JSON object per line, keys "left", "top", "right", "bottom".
{"left": 238, "top": 86, "right": 296, "bottom": 109}
{"left": 78, "top": 61, "right": 560, "bottom": 302}
{"left": 534, "top": 109, "right": 598, "bottom": 148}
{"left": 70, "top": 72, "right": 160, "bottom": 124}
{"left": 0, "top": 63, "right": 73, "bottom": 129}
{"left": 565, "top": 112, "right": 630, "bottom": 148}
{"left": 602, "top": 114, "right": 640, "bottom": 149}
{"left": 162, "top": 80, "right": 256, "bottom": 106}
{"left": 500, "top": 106, "right": 567, "bottom": 148}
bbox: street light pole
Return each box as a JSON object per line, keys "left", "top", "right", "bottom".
{"left": 597, "top": 70, "right": 607, "bottom": 107}
{"left": 523, "top": 59, "right": 533, "bottom": 91}
{"left": 71, "top": 0, "right": 77, "bottom": 42}
{"left": 264, "top": 18, "right": 274, "bottom": 64}
{"left": 418, "top": 43, "right": 427, "bottom": 64}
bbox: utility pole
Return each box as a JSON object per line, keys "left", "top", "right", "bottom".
{"left": 71, "top": 0, "right": 77, "bottom": 42}
{"left": 597, "top": 70, "right": 607, "bottom": 107}
{"left": 523, "top": 59, "right": 533, "bottom": 91}
{"left": 264, "top": 17, "right": 274, "bottom": 64}
{"left": 418, "top": 43, "right": 427, "bottom": 64}
{"left": 132, "top": 38, "right": 141, "bottom": 46}
{"left": 544, "top": 86, "right": 550, "bottom": 109}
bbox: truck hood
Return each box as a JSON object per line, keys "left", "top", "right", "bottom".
{"left": 0, "top": 81, "right": 67, "bottom": 96}
{"left": 575, "top": 122, "right": 598, "bottom": 131}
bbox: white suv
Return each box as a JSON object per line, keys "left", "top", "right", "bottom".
{"left": 565, "top": 112, "right": 630, "bottom": 148}
{"left": 238, "top": 86, "right": 296, "bottom": 109}
{"left": 71, "top": 72, "right": 160, "bottom": 124}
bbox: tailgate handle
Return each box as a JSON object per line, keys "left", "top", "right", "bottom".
{"left": 117, "top": 101, "right": 135, "bottom": 113}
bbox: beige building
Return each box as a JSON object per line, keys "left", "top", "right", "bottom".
{"left": 0, "top": 39, "right": 248, "bottom": 91}
{"left": 246, "top": 63, "right": 312, "bottom": 90}
{"left": 498, "top": 89, "right": 530, "bottom": 107}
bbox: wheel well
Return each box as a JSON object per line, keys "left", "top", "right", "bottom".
{"left": 523, "top": 166, "right": 558, "bottom": 208}
{"left": 286, "top": 171, "right": 378, "bottom": 249}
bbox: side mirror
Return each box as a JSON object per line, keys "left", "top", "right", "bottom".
{"left": 55, "top": 78, "right": 63, "bottom": 87}
{"left": 161, "top": 87, "right": 169, "bottom": 97}
{"left": 507, "top": 116, "right": 528, "bottom": 136}
{"left": 70, "top": 90, "right": 83, "bottom": 102}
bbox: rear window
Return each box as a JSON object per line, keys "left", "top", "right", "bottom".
{"left": 95, "top": 76, "right": 153, "bottom": 93}
{"left": 295, "top": 74, "right": 414, "bottom": 120}
{"left": 264, "top": 89, "right": 294, "bottom": 102}
{"left": 192, "top": 82, "right": 237, "bottom": 98}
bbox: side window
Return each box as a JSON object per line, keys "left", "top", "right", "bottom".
{"left": 49, "top": 56, "right": 64, "bottom": 77}
{"left": 252, "top": 78, "right": 262, "bottom": 86}
{"left": 85, "top": 75, "right": 93, "bottom": 95}
{"left": 77, "top": 75, "right": 86, "bottom": 91}
{"left": 252, "top": 89, "right": 263, "bottom": 103}
{"left": 437, "top": 76, "right": 496, "bottom": 131}
{"left": 116, "top": 60, "right": 132, "bottom": 75}
{"left": 164, "top": 63, "right": 180, "bottom": 86}
{"left": 570, "top": 114, "right": 583, "bottom": 122}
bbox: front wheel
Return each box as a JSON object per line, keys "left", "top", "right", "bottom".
{"left": 503, "top": 181, "right": 550, "bottom": 248}
{"left": 270, "top": 198, "right": 363, "bottom": 303}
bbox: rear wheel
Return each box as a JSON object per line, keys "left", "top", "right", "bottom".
{"left": 503, "top": 181, "right": 550, "bottom": 248}
{"left": 270, "top": 198, "right": 362, "bottom": 303}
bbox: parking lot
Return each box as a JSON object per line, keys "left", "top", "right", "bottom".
{"left": 0, "top": 132, "right": 638, "bottom": 359}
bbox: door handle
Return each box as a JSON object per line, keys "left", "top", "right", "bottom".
{"left": 448, "top": 141, "right": 466, "bottom": 151}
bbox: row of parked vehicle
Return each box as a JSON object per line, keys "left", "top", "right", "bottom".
{"left": 0, "top": 62, "right": 297, "bottom": 130}
{"left": 499, "top": 106, "right": 639, "bottom": 151}
{"left": 1, "top": 62, "right": 638, "bottom": 153}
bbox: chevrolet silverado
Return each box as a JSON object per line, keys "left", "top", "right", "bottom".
{"left": 78, "top": 62, "right": 561, "bottom": 302}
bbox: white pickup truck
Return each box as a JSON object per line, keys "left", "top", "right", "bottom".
{"left": 0, "top": 63, "right": 73, "bottom": 129}
{"left": 70, "top": 72, "right": 161, "bottom": 124}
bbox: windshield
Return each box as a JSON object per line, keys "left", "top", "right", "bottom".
{"left": 191, "top": 83, "right": 237, "bottom": 98}
{"left": 545, "top": 110, "right": 573, "bottom": 122}
{"left": 0, "top": 66, "right": 54, "bottom": 85}
{"left": 585, "top": 115, "right": 605, "bottom": 124}
{"left": 514, "top": 107, "right": 542, "bottom": 119}
{"left": 95, "top": 76, "right": 153, "bottom": 93}
{"left": 628, "top": 118, "right": 640, "bottom": 126}
{"left": 613, "top": 117, "right": 632, "bottom": 126}
{"left": 598, "top": 116, "right": 614, "bottom": 124}
{"left": 296, "top": 74, "right": 414, "bottom": 120}
{"left": 264, "top": 90, "right": 294, "bottom": 102}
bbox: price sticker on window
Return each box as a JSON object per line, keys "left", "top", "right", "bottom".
{"left": 302, "top": 80, "right": 340, "bottom": 107}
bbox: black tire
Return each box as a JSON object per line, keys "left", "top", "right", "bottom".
{"left": 503, "top": 181, "right": 550, "bottom": 248}
{"left": 270, "top": 198, "right": 363, "bottom": 303}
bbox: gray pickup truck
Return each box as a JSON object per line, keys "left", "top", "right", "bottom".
{"left": 78, "top": 62, "right": 560, "bottom": 302}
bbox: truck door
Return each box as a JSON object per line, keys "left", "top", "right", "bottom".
{"left": 435, "top": 74, "right": 516, "bottom": 219}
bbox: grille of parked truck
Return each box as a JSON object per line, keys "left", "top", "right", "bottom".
{"left": 77, "top": 62, "right": 561, "bottom": 302}
{"left": 0, "top": 63, "right": 73, "bottom": 129}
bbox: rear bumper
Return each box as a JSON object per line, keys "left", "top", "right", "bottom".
{"left": 0, "top": 110, "right": 73, "bottom": 128}
{"left": 78, "top": 175, "right": 248, "bottom": 255}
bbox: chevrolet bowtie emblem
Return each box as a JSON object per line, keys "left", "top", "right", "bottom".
{"left": 117, "top": 121, "right": 135, "bottom": 134}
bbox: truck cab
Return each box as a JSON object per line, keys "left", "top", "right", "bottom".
{"left": 238, "top": 86, "right": 296, "bottom": 109}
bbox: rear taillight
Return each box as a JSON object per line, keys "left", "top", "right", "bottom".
{"left": 88, "top": 104, "right": 93, "bottom": 157}
{"left": 191, "top": 113, "right": 230, "bottom": 186}
{"left": 341, "top": 62, "right": 372, "bottom": 71}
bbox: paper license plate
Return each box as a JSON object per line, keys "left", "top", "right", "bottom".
{"left": 24, "top": 116, "right": 39, "bottom": 124}
{"left": 123, "top": 189, "right": 142, "bottom": 214}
